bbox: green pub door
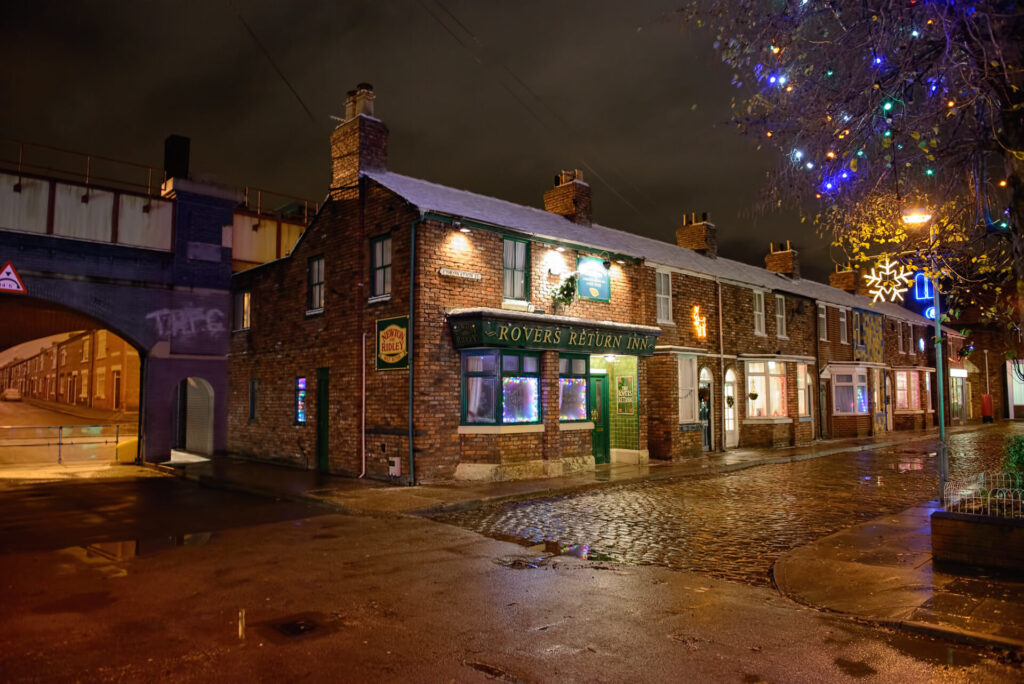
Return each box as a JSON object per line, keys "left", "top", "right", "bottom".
{"left": 591, "top": 375, "right": 610, "bottom": 464}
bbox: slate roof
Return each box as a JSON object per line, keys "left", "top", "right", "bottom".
{"left": 364, "top": 170, "right": 934, "bottom": 328}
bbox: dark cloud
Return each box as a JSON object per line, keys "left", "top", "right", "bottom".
{"left": 0, "top": 0, "right": 834, "bottom": 279}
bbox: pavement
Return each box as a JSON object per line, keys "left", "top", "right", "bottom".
{"left": 169, "top": 422, "right": 1024, "bottom": 658}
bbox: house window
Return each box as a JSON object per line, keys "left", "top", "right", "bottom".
{"left": 295, "top": 377, "right": 307, "bottom": 424}
{"left": 81, "top": 337, "right": 90, "bottom": 362}
{"left": 96, "top": 331, "right": 107, "bottom": 359}
{"left": 462, "top": 350, "right": 540, "bottom": 424}
{"left": 79, "top": 370, "right": 89, "bottom": 399}
{"left": 818, "top": 305, "right": 828, "bottom": 341}
{"left": 502, "top": 238, "right": 529, "bottom": 300}
{"left": 753, "top": 291, "right": 766, "bottom": 336}
{"left": 371, "top": 234, "right": 392, "bottom": 298}
{"left": 559, "top": 354, "right": 589, "bottom": 422}
{"left": 839, "top": 309, "right": 848, "bottom": 344}
{"left": 678, "top": 356, "right": 698, "bottom": 423}
{"left": 248, "top": 379, "right": 258, "bottom": 422}
{"left": 96, "top": 369, "right": 106, "bottom": 399}
{"left": 775, "top": 294, "right": 786, "bottom": 338}
{"left": 833, "top": 370, "right": 869, "bottom": 414}
{"left": 897, "top": 321, "right": 904, "bottom": 352}
{"left": 233, "top": 290, "right": 251, "bottom": 331}
{"left": 656, "top": 271, "right": 672, "bottom": 323}
{"left": 896, "top": 371, "right": 920, "bottom": 410}
{"left": 906, "top": 325, "right": 914, "bottom": 354}
{"left": 746, "top": 361, "right": 787, "bottom": 417}
{"left": 853, "top": 312, "right": 861, "bottom": 346}
{"left": 307, "top": 256, "right": 325, "bottom": 313}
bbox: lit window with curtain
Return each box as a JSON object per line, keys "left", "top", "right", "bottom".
{"left": 678, "top": 356, "right": 697, "bottom": 423}
{"left": 753, "top": 291, "right": 765, "bottom": 335}
{"left": 656, "top": 271, "right": 672, "bottom": 323}
{"left": 558, "top": 354, "right": 589, "bottom": 421}
{"left": 818, "top": 305, "right": 828, "bottom": 341}
{"left": 233, "top": 290, "right": 251, "bottom": 331}
{"left": 797, "top": 364, "right": 807, "bottom": 415}
{"left": 746, "top": 361, "right": 787, "bottom": 417}
{"left": 775, "top": 294, "right": 786, "bottom": 338}
{"left": 833, "top": 370, "right": 869, "bottom": 414}
{"left": 502, "top": 238, "right": 529, "bottom": 300}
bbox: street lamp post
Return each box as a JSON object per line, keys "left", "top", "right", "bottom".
{"left": 902, "top": 210, "right": 948, "bottom": 500}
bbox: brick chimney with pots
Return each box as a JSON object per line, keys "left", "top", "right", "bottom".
{"left": 543, "top": 169, "right": 592, "bottom": 225}
{"left": 764, "top": 240, "right": 800, "bottom": 278}
{"left": 330, "top": 83, "right": 388, "bottom": 200}
{"left": 829, "top": 264, "right": 862, "bottom": 294}
{"left": 675, "top": 212, "right": 717, "bottom": 258}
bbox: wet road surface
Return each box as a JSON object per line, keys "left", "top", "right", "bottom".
{"left": 433, "top": 427, "right": 1013, "bottom": 586}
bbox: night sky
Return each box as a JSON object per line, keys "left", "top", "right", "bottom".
{"left": 1, "top": 1, "right": 828, "bottom": 278}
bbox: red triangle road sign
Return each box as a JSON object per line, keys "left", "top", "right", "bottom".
{"left": 0, "top": 261, "right": 27, "bottom": 294}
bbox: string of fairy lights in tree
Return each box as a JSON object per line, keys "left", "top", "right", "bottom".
{"left": 681, "top": 0, "right": 1022, "bottom": 333}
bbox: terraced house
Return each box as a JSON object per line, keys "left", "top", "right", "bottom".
{"left": 226, "top": 84, "right": 989, "bottom": 484}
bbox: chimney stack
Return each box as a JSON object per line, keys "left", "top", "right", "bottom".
{"left": 828, "top": 264, "right": 863, "bottom": 294}
{"left": 676, "top": 212, "right": 717, "bottom": 258}
{"left": 543, "top": 169, "right": 592, "bottom": 225}
{"left": 764, "top": 240, "right": 800, "bottom": 278}
{"left": 330, "top": 83, "right": 388, "bottom": 200}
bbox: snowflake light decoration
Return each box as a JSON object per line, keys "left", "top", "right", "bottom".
{"left": 865, "top": 258, "right": 913, "bottom": 303}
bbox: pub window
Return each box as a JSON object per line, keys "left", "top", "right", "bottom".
{"left": 833, "top": 370, "right": 869, "bottom": 415}
{"left": 461, "top": 350, "right": 541, "bottom": 425}
{"left": 307, "top": 256, "right": 325, "bottom": 313}
{"left": 295, "top": 377, "right": 307, "bottom": 424}
{"left": 746, "top": 361, "right": 787, "bottom": 417}
{"left": 818, "top": 304, "right": 828, "bottom": 341}
{"left": 775, "top": 294, "right": 786, "bottom": 338}
{"left": 839, "top": 309, "right": 848, "bottom": 344}
{"left": 371, "top": 234, "right": 392, "bottom": 298}
{"left": 678, "top": 356, "right": 698, "bottom": 423}
{"left": 233, "top": 290, "right": 251, "bottom": 331}
{"left": 248, "top": 379, "right": 259, "bottom": 422}
{"left": 502, "top": 238, "right": 529, "bottom": 301}
{"left": 656, "top": 271, "right": 672, "bottom": 323}
{"left": 753, "top": 291, "right": 765, "bottom": 336}
{"left": 559, "top": 354, "right": 589, "bottom": 422}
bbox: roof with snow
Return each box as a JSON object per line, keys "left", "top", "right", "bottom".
{"left": 364, "top": 169, "right": 934, "bottom": 328}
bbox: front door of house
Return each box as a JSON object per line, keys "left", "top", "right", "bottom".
{"left": 316, "top": 367, "right": 330, "bottom": 473}
{"left": 884, "top": 373, "right": 893, "bottom": 431}
{"left": 112, "top": 370, "right": 122, "bottom": 410}
{"left": 724, "top": 377, "right": 738, "bottom": 448}
{"left": 698, "top": 381, "right": 712, "bottom": 451}
{"left": 591, "top": 375, "right": 610, "bottom": 465}
{"left": 950, "top": 377, "right": 965, "bottom": 424}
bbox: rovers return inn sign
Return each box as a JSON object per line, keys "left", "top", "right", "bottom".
{"left": 448, "top": 309, "right": 659, "bottom": 356}
{"left": 377, "top": 316, "right": 410, "bottom": 370}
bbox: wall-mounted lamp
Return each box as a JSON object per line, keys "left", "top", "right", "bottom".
{"left": 459, "top": 227, "right": 472, "bottom": 234}
{"left": 615, "top": 259, "right": 625, "bottom": 265}
{"left": 602, "top": 260, "right": 611, "bottom": 270}
{"left": 556, "top": 246, "right": 566, "bottom": 253}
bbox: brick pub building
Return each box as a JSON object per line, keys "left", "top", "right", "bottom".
{"left": 227, "top": 84, "right": 976, "bottom": 484}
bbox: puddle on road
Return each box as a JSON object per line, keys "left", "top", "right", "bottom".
{"left": 51, "top": 532, "right": 214, "bottom": 577}
{"left": 492, "top": 534, "right": 618, "bottom": 568}
{"left": 881, "top": 631, "right": 985, "bottom": 668}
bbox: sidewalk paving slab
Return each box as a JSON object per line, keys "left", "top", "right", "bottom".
{"left": 773, "top": 502, "right": 1024, "bottom": 654}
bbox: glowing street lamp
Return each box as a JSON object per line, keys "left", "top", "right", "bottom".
{"left": 901, "top": 208, "right": 947, "bottom": 496}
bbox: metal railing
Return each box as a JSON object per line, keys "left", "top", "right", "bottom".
{"left": 0, "top": 424, "right": 138, "bottom": 466}
{"left": 943, "top": 471, "right": 1024, "bottom": 519}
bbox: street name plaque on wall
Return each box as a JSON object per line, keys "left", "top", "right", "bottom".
{"left": 448, "top": 310, "right": 659, "bottom": 356}
{"left": 439, "top": 268, "right": 482, "bottom": 281}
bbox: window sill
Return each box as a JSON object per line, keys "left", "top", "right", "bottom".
{"left": 305, "top": 308, "right": 324, "bottom": 318}
{"left": 754, "top": 331, "right": 766, "bottom": 337}
{"left": 743, "top": 417, "right": 792, "bottom": 424}
{"left": 501, "top": 299, "right": 533, "bottom": 312}
{"left": 798, "top": 415, "right": 813, "bottom": 422}
{"left": 833, "top": 412, "right": 870, "bottom": 417}
{"left": 777, "top": 335, "right": 789, "bottom": 341}
{"left": 895, "top": 409, "right": 925, "bottom": 414}
{"left": 657, "top": 319, "right": 675, "bottom": 326}
{"left": 367, "top": 294, "right": 391, "bottom": 304}
{"left": 559, "top": 421, "right": 594, "bottom": 431}
{"left": 232, "top": 328, "right": 250, "bottom": 333}
{"left": 840, "top": 341, "right": 850, "bottom": 345}
{"left": 458, "top": 424, "right": 545, "bottom": 435}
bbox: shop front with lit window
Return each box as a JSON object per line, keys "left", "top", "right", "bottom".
{"left": 449, "top": 308, "right": 659, "bottom": 479}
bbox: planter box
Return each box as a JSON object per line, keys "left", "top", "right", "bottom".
{"left": 931, "top": 511, "right": 1024, "bottom": 573}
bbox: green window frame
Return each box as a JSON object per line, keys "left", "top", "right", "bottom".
{"left": 307, "top": 256, "right": 325, "bottom": 313}
{"left": 502, "top": 237, "right": 530, "bottom": 301}
{"left": 370, "top": 234, "right": 392, "bottom": 298}
{"left": 461, "top": 349, "right": 541, "bottom": 425}
{"left": 558, "top": 353, "right": 589, "bottom": 422}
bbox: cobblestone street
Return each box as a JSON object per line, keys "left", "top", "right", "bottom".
{"left": 433, "top": 426, "right": 1018, "bottom": 586}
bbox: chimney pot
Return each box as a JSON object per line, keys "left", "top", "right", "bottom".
{"left": 330, "top": 83, "right": 388, "bottom": 200}
{"left": 764, "top": 241, "right": 800, "bottom": 278}
{"left": 676, "top": 213, "right": 717, "bottom": 258}
{"left": 543, "top": 169, "right": 592, "bottom": 225}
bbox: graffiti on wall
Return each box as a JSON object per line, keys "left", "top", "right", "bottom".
{"left": 146, "top": 305, "right": 228, "bottom": 354}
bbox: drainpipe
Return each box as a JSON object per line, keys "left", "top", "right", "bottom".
{"left": 715, "top": 275, "right": 725, "bottom": 450}
{"left": 408, "top": 215, "right": 423, "bottom": 486}
{"left": 360, "top": 331, "right": 366, "bottom": 478}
